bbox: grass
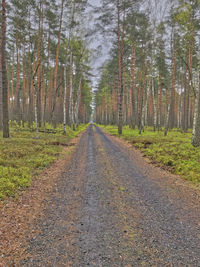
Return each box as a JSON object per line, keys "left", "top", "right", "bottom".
{"left": 0, "top": 123, "right": 88, "bottom": 200}
{"left": 98, "top": 125, "right": 200, "bottom": 185}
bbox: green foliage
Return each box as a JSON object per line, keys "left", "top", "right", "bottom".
{"left": 0, "top": 167, "right": 31, "bottom": 199}
{"left": 99, "top": 125, "right": 200, "bottom": 185}
{"left": 0, "top": 124, "right": 88, "bottom": 200}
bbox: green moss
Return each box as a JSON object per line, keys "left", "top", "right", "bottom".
{"left": 0, "top": 123, "right": 88, "bottom": 200}
{"left": 98, "top": 125, "right": 200, "bottom": 185}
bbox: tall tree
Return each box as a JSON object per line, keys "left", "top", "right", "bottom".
{"left": 2, "top": 0, "right": 9, "bottom": 138}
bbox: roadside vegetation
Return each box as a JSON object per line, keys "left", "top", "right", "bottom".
{"left": 99, "top": 125, "right": 200, "bottom": 185}
{"left": 0, "top": 123, "right": 87, "bottom": 200}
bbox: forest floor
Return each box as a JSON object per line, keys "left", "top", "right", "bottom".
{"left": 0, "top": 125, "right": 200, "bottom": 266}
{"left": 0, "top": 124, "right": 87, "bottom": 200}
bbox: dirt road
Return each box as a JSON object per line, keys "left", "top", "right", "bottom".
{"left": 6, "top": 125, "right": 200, "bottom": 266}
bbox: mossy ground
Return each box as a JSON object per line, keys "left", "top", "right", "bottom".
{"left": 98, "top": 125, "right": 200, "bottom": 185}
{"left": 0, "top": 123, "right": 88, "bottom": 200}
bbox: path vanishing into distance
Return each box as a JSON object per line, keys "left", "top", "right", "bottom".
{"left": 2, "top": 125, "right": 200, "bottom": 266}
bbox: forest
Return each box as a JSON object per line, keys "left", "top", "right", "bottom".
{"left": 1, "top": 0, "right": 200, "bottom": 266}
{"left": 0, "top": 0, "right": 93, "bottom": 200}
{"left": 0, "top": 0, "right": 92, "bottom": 138}
{"left": 0, "top": 0, "right": 199, "bottom": 196}
{"left": 94, "top": 0, "right": 200, "bottom": 146}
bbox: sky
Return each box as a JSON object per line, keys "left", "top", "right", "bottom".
{"left": 86, "top": 0, "right": 111, "bottom": 89}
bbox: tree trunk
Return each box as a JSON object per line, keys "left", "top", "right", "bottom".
{"left": 33, "top": 74, "right": 39, "bottom": 139}
{"left": 164, "top": 102, "right": 170, "bottom": 136}
{"left": 52, "top": 0, "right": 64, "bottom": 127}
{"left": 43, "top": 74, "right": 48, "bottom": 127}
{"left": 69, "top": 51, "right": 75, "bottom": 129}
{"left": 178, "top": 86, "right": 182, "bottom": 129}
{"left": 15, "top": 46, "right": 21, "bottom": 125}
{"left": 28, "top": 61, "right": 34, "bottom": 128}
{"left": 37, "top": 0, "right": 43, "bottom": 128}
{"left": 0, "top": 27, "right": 2, "bottom": 130}
{"left": 63, "top": 66, "right": 67, "bottom": 134}
{"left": 10, "top": 48, "right": 15, "bottom": 122}
{"left": 74, "top": 77, "right": 82, "bottom": 128}
{"left": 192, "top": 73, "right": 200, "bottom": 146}
{"left": 152, "top": 78, "right": 157, "bottom": 131}
{"left": 2, "top": 0, "right": 9, "bottom": 138}
{"left": 169, "top": 47, "right": 176, "bottom": 129}
{"left": 130, "top": 45, "right": 136, "bottom": 129}
{"left": 164, "top": 86, "right": 172, "bottom": 136}
{"left": 117, "top": 0, "right": 123, "bottom": 135}
{"left": 157, "top": 75, "right": 162, "bottom": 131}
{"left": 22, "top": 50, "right": 26, "bottom": 127}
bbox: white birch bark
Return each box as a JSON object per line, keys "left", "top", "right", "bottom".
{"left": 192, "top": 73, "right": 199, "bottom": 143}
{"left": 34, "top": 91, "right": 39, "bottom": 139}
{"left": 68, "top": 0, "right": 75, "bottom": 129}
{"left": 143, "top": 84, "right": 150, "bottom": 128}
{"left": 69, "top": 51, "right": 74, "bottom": 129}
{"left": 178, "top": 86, "right": 182, "bottom": 129}
{"left": 164, "top": 100, "right": 171, "bottom": 136}
{"left": 152, "top": 78, "right": 157, "bottom": 131}
{"left": 74, "top": 76, "right": 82, "bottom": 127}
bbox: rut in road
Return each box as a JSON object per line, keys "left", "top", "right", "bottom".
{"left": 18, "top": 125, "right": 200, "bottom": 266}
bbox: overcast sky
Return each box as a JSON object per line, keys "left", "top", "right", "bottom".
{"left": 86, "top": 0, "right": 112, "bottom": 88}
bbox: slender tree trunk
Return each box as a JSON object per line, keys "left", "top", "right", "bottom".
{"left": 2, "top": 0, "right": 9, "bottom": 138}
{"left": 52, "top": 0, "right": 64, "bottom": 127}
{"left": 0, "top": 27, "right": 2, "bottom": 130}
{"left": 22, "top": 50, "right": 26, "bottom": 127}
{"left": 28, "top": 60, "right": 34, "bottom": 128}
{"left": 15, "top": 46, "right": 21, "bottom": 124}
{"left": 74, "top": 76, "right": 82, "bottom": 128}
{"left": 178, "top": 85, "right": 182, "bottom": 129}
{"left": 10, "top": 48, "right": 15, "bottom": 122}
{"left": 142, "top": 82, "right": 149, "bottom": 130}
{"left": 182, "top": 60, "right": 189, "bottom": 132}
{"left": 164, "top": 102, "right": 170, "bottom": 136}
{"left": 43, "top": 73, "right": 48, "bottom": 127}
{"left": 34, "top": 89, "right": 39, "bottom": 139}
{"left": 152, "top": 78, "right": 157, "bottom": 131}
{"left": 43, "top": 28, "right": 51, "bottom": 126}
{"left": 192, "top": 73, "right": 200, "bottom": 146}
{"left": 69, "top": 51, "right": 75, "bottom": 129}
{"left": 131, "top": 45, "right": 136, "bottom": 129}
{"left": 33, "top": 70, "right": 39, "bottom": 139}
{"left": 37, "top": 0, "right": 43, "bottom": 128}
{"left": 157, "top": 75, "right": 162, "bottom": 131}
{"left": 139, "top": 91, "right": 145, "bottom": 134}
{"left": 117, "top": 0, "right": 123, "bottom": 135}
{"left": 63, "top": 66, "right": 67, "bottom": 134}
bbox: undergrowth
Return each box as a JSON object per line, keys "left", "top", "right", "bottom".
{"left": 98, "top": 125, "right": 200, "bottom": 185}
{"left": 0, "top": 123, "right": 88, "bottom": 200}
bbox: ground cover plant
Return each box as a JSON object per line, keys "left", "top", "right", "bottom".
{"left": 0, "top": 123, "right": 87, "bottom": 200}
{"left": 98, "top": 125, "right": 200, "bottom": 185}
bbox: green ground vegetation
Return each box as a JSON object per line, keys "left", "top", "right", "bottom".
{"left": 98, "top": 125, "right": 200, "bottom": 185}
{"left": 0, "top": 123, "right": 87, "bottom": 200}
